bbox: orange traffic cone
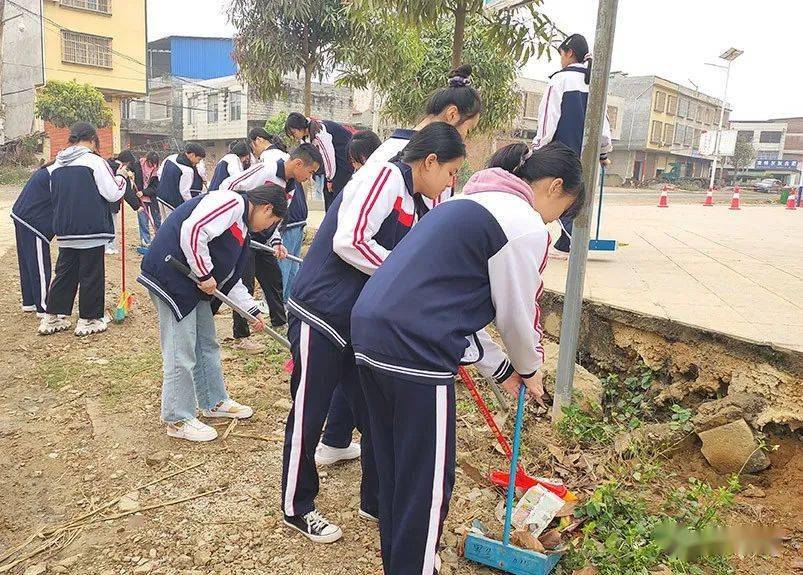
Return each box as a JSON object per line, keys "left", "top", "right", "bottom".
{"left": 658, "top": 185, "right": 669, "bottom": 208}
{"left": 729, "top": 185, "right": 741, "bottom": 210}
{"left": 786, "top": 188, "right": 797, "bottom": 210}
{"left": 703, "top": 188, "right": 714, "bottom": 206}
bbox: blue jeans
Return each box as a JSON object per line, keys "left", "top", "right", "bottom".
{"left": 151, "top": 293, "right": 228, "bottom": 424}
{"left": 137, "top": 202, "right": 161, "bottom": 246}
{"left": 279, "top": 225, "right": 304, "bottom": 301}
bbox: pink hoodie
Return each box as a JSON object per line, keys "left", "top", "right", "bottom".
{"left": 461, "top": 167, "right": 534, "bottom": 205}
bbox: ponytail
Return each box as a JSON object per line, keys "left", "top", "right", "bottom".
{"left": 284, "top": 112, "right": 321, "bottom": 142}
{"left": 558, "top": 34, "right": 591, "bottom": 85}
{"left": 400, "top": 122, "right": 466, "bottom": 164}
{"left": 488, "top": 141, "right": 585, "bottom": 217}
{"left": 67, "top": 121, "right": 100, "bottom": 149}
{"left": 424, "top": 64, "right": 482, "bottom": 124}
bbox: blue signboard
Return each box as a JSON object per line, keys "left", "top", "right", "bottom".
{"left": 756, "top": 159, "right": 798, "bottom": 169}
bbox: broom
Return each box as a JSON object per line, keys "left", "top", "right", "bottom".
{"left": 114, "top": 195, "right": 134, "bottom": 322}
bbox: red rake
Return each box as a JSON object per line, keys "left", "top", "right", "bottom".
{"left": 458, "top": 366, "right": 575, "bottom": 501}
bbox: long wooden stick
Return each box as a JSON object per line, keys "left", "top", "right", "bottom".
{"left": 80, "top": 488, "right": 224, "bottom": 525}
{"left": 229, "top": 432, "right": 280, "bottom": 443}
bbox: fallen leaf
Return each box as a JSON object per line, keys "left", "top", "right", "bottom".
{"left": 539, "top": 528, "right": 562, "bottom": 550}
{"left": 458, "top": 460, "right": 490, "bottom": 487}
{"left": 572, "top": 567, "right": 599, "bottom": 575}
{"left": 556, "top": 502, "right": 576, "bottom": 517}
{"left": 547, "top": 443, "right": 565, "bottom": 461}
{"left": 511, "top": 529, "right": 546, "bottom": 553}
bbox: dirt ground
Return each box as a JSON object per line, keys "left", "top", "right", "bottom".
{"left": 0, "top": 186, "right": 800, "bottom": 575}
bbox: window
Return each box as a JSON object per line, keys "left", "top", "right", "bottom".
{"left": 606, "top": 105, "right": 618, "bottom": 131}
{"left": 653, "top": 91, "right": 666, "bottom": 113}
{"left": 684, "top": 126, "right": 693, "bottom": 147}
{"left": 523, "top": 92, "right": 540, "bottom": 119}
{"left": 187, "top": 96, "right": 197, "bottom": 124}
{"left": 650, "top": 120, "right": 663, "bottom": 144}
{"left": 756, "top": 150, "right": 779, "bottom": 160}
{"left": 693, "top": 128, "right": 701, "bottom": 148}
{"left": 674, "top": 123, "right": 684, "bottom": 145}
{"left": 229, "top": 91, "right": 242, "bottom": 121}
{"left": 207, "top": 93, "right": 218, "bottom": 123}
{"left": 696, "top": 105, "right": 705, "bottom": 123}
{"left": 663, "top": 124, "right": 674, "bottom": 145}
{"left": 737, "top": 130, "right": 754, "bottom": 142}
{"left": 687, "top": 101, "right": 697, "bottom": 120}
{"left": 61, "top": 30, "right": 112, "bottom": 68}
{"left": 759, "top": 131, "right": 782, "bottom": 144}
{"left": 678, "top": 98, "right": 689, "bottom": 118}
{"left": 60, "top": 0, "right": 111, "bottom": 14}
{"left": 667, "top": 95, "right": 678, "bottom": 116}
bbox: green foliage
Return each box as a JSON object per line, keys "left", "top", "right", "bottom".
{"left": 0, "top": 166, "right": 34, "bottom": 186}
{"left": 34, "top": 80, "right": 113, "bottom": 129}
{"left": 557, "top": 402, "right": 615, "bottom": 446}
{"left": 339, "top": 15, "right": 520, "bottom": 133}
{"left": 664, "top": 476, "right": 739, "bottom": 531}
{"left": 264, "top": 112, "right": 290, "bottom": 149}
{"left": 669, "top": 404, "right": 694, "bottom": 433}
{"left": 229, "top": 0, "right": 351, "bottom": 110}
{"left": 730, "top": 136, "right": 756, "bottom": 172}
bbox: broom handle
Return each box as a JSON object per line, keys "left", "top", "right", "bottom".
{"left": 250, "top": 239, "right": 304, "bottom": 264}
{"left": 165, "top": 255, "right": 291, "bottom": 349}
{"left": 595, "top": 166, "right": 605, "bottom": 241}
{"left": 502, "top": 386, "right": 527, "bottom": 548}
{"left": 120, "top": 197, "right": 126, "bottom": 293}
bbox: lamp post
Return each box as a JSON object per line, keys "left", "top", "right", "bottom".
{"left": 706, "top": 47, "right": 743, "bottom": 191}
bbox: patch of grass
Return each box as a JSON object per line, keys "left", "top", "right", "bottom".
{"left": 38, "top": 361, "right": 84, "bottom": 390}
{"left": 0, "top": 166, "right": 33, "bottom": 186}
{"left": 669, "top": 404, "right": 694, "bottom": 433}
{"left": 556, "top": 402, "right": 616, "bottom": 445}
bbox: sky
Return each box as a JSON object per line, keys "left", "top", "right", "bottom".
{"left": 146, "top": 0, "right": 802, "bottom": 120}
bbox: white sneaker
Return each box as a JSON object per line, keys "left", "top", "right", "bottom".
{"left": 105, "top": 248, "right": 119, "bottom": 255}
{"left": 358, "top": 508, "right": 379, "bottom": 522}
{"left": 201, "top": 398, "right": 254, "bottom": 419}
{"left": 231, "top": 338, "right": 266, "bottom": 353}
{"left": 283, "top": 509, "right": 343, "bottom": 544}
{"left": 22, "top": 305, "right": 37, "bottom": 312}
{"left": 74, "top": 318, "right": 108, "bottom": 336}
{"left": 38, "top": 314, "right": 71, "bottom": 335}
{"left": 166, "top": 417, "right": 218, "bottom": 442}
{"left": 315, "top": 441, "right": 361, "bottom": 466}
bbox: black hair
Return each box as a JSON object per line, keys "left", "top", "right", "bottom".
{"left": 248, "top": 127, "right": 270, "bottom": 142}
{"left": 400, "top": 122, "right": 466, "bottom": 164}
{"left": 290, "top": 142, "right": 324, "bottom": 168}
{"left": 424, "top": 65, "right": 482, "bottom": 124}
{"left": 269, "top": 134, "right": 288, "bottom": 153}
{"left": 185, "top": 142, "right": 206, "bottom": 158}
{"left": 68, "top": 121, "right": 99, "bottom": 148}
{"left": 488, "top": 141, "right": 585, "bottom": 218}
{"left": 559, "top": 34, "right": 591, "bottom": 84}
{"left": 145, "top": 151, "right": 160, "bottom": 165}
{"left": 347, "top": 130, "right": 382, "bottom": 166}
{"left": 246, "top": 183, "right": 288, "bottom": 218}
{"left": 117, "top": 149, "right": 136, "bottom": 164}
{"left": 230, "top": 139, "right": 250, "bottom": 158}
{"left": 284, "top": 112, "right": 322, "bottom": 142}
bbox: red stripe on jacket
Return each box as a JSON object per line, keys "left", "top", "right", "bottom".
{"left": 190, "top": 199, "right": 238, "bottom": 275}
{"left": 353, "top": 167, "right": 391, "bottom": 266}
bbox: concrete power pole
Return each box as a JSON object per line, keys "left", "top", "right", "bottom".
{"left": 0, "top": 0, "right": 6, "bottom": 144}
{"left": 552, "top": 0, "right": 619, "bottom": 421}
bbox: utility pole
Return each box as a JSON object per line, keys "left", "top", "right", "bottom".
{"left": 552, "top": 0, "right": 619, "bottom": 421}
{"left": 707, "top": 48, "right": 743, "bottom": 191}
{"left": 0, "top": 0, "right": 7, "bottom": 144}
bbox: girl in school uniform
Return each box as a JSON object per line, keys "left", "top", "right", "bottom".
{"left": 137, "top": 151, "right": 162, "bottom": 246}
{"left": 138, "top": 184, "right": 287, "bottom": 442}
{"left": 37, "top": 122, "right": 127, "bottom": 337}
{"left": 316, "top": 65, "right": 483, "bottom": 466}
{"left": 12, "top": 162, "right": 55, "bottom": 316}
{"left": 156, "top": 143, "right": 206, "bottom": 211}
{"left": 346, "top": 130, "right": 382, "bottom": 171}
{"left": 350, "top": 141, "right": 585, "bottom": 575}
{"left": 533, "top": 33, "right": 612, "bottom": 258}
{"left": 208, "top": 140, "right": 251, "bottom": 191}
{"left": 248, "top": 127, "right": 287, "bottom": 165}
{"left": 280, "top": 123, "right": 465, "bottom": 545}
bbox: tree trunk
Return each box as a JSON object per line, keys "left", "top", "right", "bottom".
{"left": 450, "top": 0, "right": 467, "bottom": 69}
{"left": 301, "top": 24, "right": 313, "bottom": 117}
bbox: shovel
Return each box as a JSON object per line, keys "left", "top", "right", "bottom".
{"left": 464, "top": 386, "right": 562, "bottom": 575}
{"left": 458, "top": 367, "right": 573, "bottom": 500}
{"left": 250, "top": 239, "right": 304, "bottom": 264}
{"left": 165, "top": 255, "right": 290, "bottom": 350}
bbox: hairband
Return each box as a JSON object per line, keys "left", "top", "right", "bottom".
{"left": 515, "top": 146, "right": 533, "bottom": 172}
{"left": 447, "top": 75, "right": 471, "bottom": 88}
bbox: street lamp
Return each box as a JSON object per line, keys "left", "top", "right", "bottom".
{"left": 705, "top": 47, "right": 743, "bottom": 191}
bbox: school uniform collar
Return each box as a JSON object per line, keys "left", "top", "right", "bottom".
{"left": 549, "top": 61, "right": 588, "bottom": 79}
{"left": 392, "top": 161, "right": 415, "bottom": 197}
{"left": 276, "top": 158, "right": 287, "bottom": 183}
{"left": 390, "top": 128, "right": 417, "bottom": 141}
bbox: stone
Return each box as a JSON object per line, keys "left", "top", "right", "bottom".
{"left": 697, "top": 419, "right": 771, "bottom": 474}
{"left": 145, "top": 451, "right": 170, "bottom": 467}
{"left": 740, "top": 485, "right": 766, "bottom": 498}
{"left": 133, "top": 561, "right": 154, "bottom": 574}
{"left": 272, "top": 398, "right": 293, "bottom": 411}
{"left": 23, "top": 564, "right": 46, "bottom": 575}
{"left": 148, "top": 548, "right": 157, "bottom": 559}
{"left": 692, "top": 393, "right": 766, "bottom": 432}
{"left": 613, "top": 422, "right": 692, "bottom": 456}
{"left": 57, "top": 555, "right": 80, "bottom": 568}
{"left": 118, "top": 491, "right": 140, "bottom": 512}
{"left": 194, "top": 548, "right": 212, "bottom": 567}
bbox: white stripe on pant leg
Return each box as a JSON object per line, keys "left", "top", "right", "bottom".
{"left": 284, "top": 321, "right": 310, "bottom": 517}
{"left": 35, "top": 238, "right": 47, "bottom": 311}
{"left": 422, "top": 386, "right": 448, "bottom": 575}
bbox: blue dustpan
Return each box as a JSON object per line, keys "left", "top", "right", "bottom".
{"left": 464, "top": 387, "right": 562, "bottom": 575}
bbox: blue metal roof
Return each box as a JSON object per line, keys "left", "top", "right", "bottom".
{"left": 169, "top": 37, "right": 237, "bottom": 80}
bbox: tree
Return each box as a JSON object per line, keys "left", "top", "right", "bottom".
{"left": 34, "top": 80, "right": 113, "bottom": 129}
{"left": 349, "top": 0, "right": 560, "bottom": 69}
{"left": 730, "top": 136, "right": 756, "bottom": 175}
{"left": 339, "top": 14, "right": 520, "bottom": 133}
{"left": 230, "top": 0, "right": 351, "bottom": 116}
{"left": 264, "top": 112, "right": 289, "bottom": 148}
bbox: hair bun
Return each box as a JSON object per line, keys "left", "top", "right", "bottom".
{"left": 447, "top": 64, "right": 473, "bottom": 88}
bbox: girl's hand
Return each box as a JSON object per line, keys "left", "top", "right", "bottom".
{"left": 500, "top": 372, "right": 524, "bottom": 398}
{"left": 273, "top": 245, "right": 288, "bottom": 260}
{"left": 523, "top": 371, "right": 546, "bottom": 407}
{"left": 198, "top": 277, "right": 217, "bottom": 295}
{"left": 250, "top": 313, "right": 266, "bottom": 333}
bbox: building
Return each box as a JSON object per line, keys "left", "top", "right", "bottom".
{"left": 1, "top": 0, "right": 147, "bottom": 156}
{"left": 729, "top": 117, "right": 803, "bottom": 185}
{"left": 607, "top": 73, "right": 728, "bottom": 183}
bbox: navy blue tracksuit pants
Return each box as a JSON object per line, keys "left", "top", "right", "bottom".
{"left": 322, "top": 384, "right": 356, "bottom": 448}
{"left": 281, "top": 316, "right": 378, "bottom": 518}
{"left": 359, "top": 367, "right": 456, "bottom": 575}
{"left": 15, "top": 222, "right": 51, "bottom": 313}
